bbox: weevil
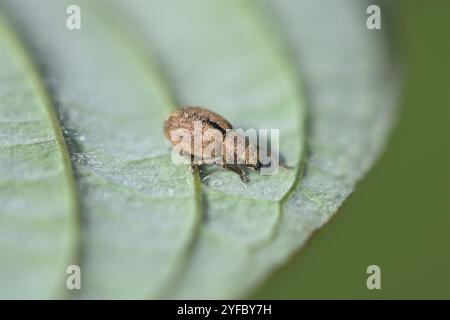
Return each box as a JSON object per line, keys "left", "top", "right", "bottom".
{"left": 164, "top": 106, "right": 262, "bottom": 182}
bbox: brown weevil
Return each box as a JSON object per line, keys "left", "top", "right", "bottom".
{"left": 164, "top": 106, "right": 262, "bottom": 182}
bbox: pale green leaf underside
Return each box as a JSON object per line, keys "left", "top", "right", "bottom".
{"left": 0, "top": 13, "right": 77, "bottom": 298}
{"left": 1, "top": 0, "right": 397, "bottom": 299}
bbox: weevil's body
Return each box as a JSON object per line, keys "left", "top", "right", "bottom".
{"left": 164, "top": 106, "right": 261, "bottom": 181}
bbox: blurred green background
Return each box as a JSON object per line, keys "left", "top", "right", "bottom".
{"left": 252, "top": 0, "right": 450, "bottom": 299}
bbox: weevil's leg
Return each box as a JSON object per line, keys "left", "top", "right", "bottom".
{"left": 189, "top": 154, "right": 198, "bottom": 173}
{"left": 223, "top": 164, "right": 248, "bottom": 182}
{"left": 189, "top": 155, "right": 210, "bottom": 181}
{"left": 189, "top": 164, "right": 199, "bottom": 174}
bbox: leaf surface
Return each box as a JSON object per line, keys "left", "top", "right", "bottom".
{"left": 4, "top": 1, "right": 200, "bottom": 298}
{"left": 0, "top": 12, "right": 77, "bottom": 299}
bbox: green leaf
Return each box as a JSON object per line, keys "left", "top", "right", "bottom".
{"left": 4, "top": 1, "right": 200, "bottom": 299}
{"left": 1, "top": 0, "right": 398, "bottom": 299}
{"left": 0, "top": 13, "right": 78, "bottom": 298}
